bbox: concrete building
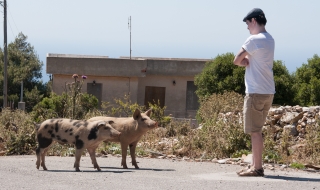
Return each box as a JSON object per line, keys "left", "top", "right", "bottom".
{"left": 46, "top": 54, "right": 210, "bottom": 118}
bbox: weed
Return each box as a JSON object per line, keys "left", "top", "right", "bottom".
{"left": 290, "top": 162, "right": 305, "bottom": 169}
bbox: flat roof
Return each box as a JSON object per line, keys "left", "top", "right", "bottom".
{"left": 119, "top": 56, "right": 211, "bottom": 61}
{"left": 47, "top": 53, "right": 109, "bottom": 59}
{"left": 46, "top": 53, "right": 211, "bottom": 61}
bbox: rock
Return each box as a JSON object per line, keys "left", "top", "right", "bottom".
{"left": 285, "top": 106, "right": 292, "bottom": 111}
{"left": 211, "top": 158, "right": 218, "bottom": 163}
{"left": 302, "top": 107, "right": 311, "bottom": 112}
{"left": 182, "top": 156, "right": 190, "bottom": 161}
{"left": 307, "top": 118, "right": 316, "bottom": 124}
{"left": 283, "top": 124, "right": 299, "bottom": 136}
{"left": 0, "top": 142, "right": 5, "bottom": 151}
{"left": 280, "top": 112, "right": 304, "bottom": 125}
{"left": 218, "top": 159, "right": 228, "bottom": 164}
{"left": 295, "top": 106, "right": 303, "bottom": 112}
{"left": 0, "top": 151, "right": 6, "bottom": 156}
{"left": 167, "top": 155, "right": 176, "bottom": 158}
{"left": 242, "top": 154, "right": 252, "bottom": 164}
{"left": 269, "top": 108, "right": 283, "bottom": 115}
{"left": 280, "top": 165, "right": 287, "bottom": 171}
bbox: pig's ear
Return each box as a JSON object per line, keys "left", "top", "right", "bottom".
{"left": 34, "top": 122, "right": 41, "bottom": 131}
{"left": 145, "top": 109, "right": 152, "bottom": 117}
{"left": 133, "top": 109, "right": 141, "bottom": 120}
{"left": 97, "top": 121, "right": 106, "bottom": 128}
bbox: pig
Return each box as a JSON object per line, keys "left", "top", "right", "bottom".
{"left": 35, "top": 118, "right": 121, "bottom": 171}
{"left": 88, "top": 109, "right": 158, "bottom": 169}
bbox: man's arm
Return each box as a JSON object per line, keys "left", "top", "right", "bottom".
{"left": 234, "top": 48, "right": 249, "bottom": 67}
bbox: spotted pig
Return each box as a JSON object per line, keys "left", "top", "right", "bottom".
{"left": 35, "top": 118, "right": 121, "bottom": 171}
{"left": 88, "top": 109, "right": 158, "bottom": 169}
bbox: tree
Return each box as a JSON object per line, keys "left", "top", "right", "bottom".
{"left": 0, "top": 32, "right": 45, "bottom": 108}
{"left": 194, "top": 53, "right": 293, "bottom": 105}
{"left": 194, "top": 53, "right": 245, "bottom": 98}
{"left": 293, "top": 54, "right": 320, "bottom": 106}
{"left": 273, "top": 60, "right": 295, "bottom": 105}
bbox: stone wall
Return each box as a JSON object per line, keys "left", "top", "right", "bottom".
{"left": 266, "top": 105, "right": 319, "bottom": 139}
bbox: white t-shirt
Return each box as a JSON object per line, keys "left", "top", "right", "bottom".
{"left": 242, "top": 32, "right": 275, "bottom": 94}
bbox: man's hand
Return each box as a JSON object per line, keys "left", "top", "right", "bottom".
{"left": 240, "top": 57, "right": 249, "bottom": 66}
{"left": 234, "top": 48, "right": 249, "bottom": 66}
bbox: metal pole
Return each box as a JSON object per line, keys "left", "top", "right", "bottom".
{"left": 3, "top": 0, "right": 7, "bottom": 108}
{"left": 20, "top": 81, "right": 23, "bottom": 102}
{"left": 128, "top": 16, "right": 131, "bottom": 59}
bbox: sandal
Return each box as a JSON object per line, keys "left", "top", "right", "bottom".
{"left": 237, "top": 168, "right": 264, "bottom": 177}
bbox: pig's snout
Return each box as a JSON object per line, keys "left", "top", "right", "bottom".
{"left": 148, "top": 121, "right": 158, "bottom": 128}
{"left": 111, "top": 131, "right": 121, "bottom": 138}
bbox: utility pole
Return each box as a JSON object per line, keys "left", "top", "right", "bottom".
{"left": 128, "top": 16, "right": 131, "bottom": 59}
{"left": 0, "top": 0, "right": 7, "bottom": 108}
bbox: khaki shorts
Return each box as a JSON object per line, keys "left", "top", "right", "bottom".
{"left": 243, "top": 93, "right": 274, "bottom": 134}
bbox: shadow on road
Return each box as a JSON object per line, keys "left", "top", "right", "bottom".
{"left": 43, "top": 169, "right": 133, "bottom": 173}
{"left": 265, "top": 175, "right": 320, "bottom": 182}
{"left": 100, "top": 166, "right": 175, "bottom": 172}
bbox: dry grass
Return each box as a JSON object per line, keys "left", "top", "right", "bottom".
{"left": 0, "top": 108, "right": 37, "bottom": 155}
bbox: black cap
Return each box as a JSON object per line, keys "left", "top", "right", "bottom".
{"left": 243, "top": 8, "right": 265, "bottom": 22}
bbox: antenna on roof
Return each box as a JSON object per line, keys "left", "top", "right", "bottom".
{"left": 128, "top": 16, "right": 132, "bottom": 60}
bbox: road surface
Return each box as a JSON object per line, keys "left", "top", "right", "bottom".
{"left": 0, "top": 155, "right": 319, "bottom": 190}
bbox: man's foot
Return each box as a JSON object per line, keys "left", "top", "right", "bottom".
{"left": 236, "top": 165, "right": 252, "bottom": 174}
{"left": 237, "top": 168, "right": 264, "bottom": 177}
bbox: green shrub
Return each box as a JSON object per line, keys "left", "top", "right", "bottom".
{"left": 290, "top": 162, "right": 305, "bottom": 169}
{"left": 105, "top": 94, "right": 144, "bottom": 117}
{"left": 194, "top": 53, "right": 245, "bottom": 99}
{"left": 31, "top": 74, "right": 98, "bottom": 121}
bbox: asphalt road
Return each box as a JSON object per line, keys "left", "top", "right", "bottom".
{"left": 0, "top": 155, "right": 319, "bottom": 190}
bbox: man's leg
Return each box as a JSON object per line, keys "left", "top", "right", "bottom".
{"left": 251, "top": 132, "right": 263, "bottom": 170}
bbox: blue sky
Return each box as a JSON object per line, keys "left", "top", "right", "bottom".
{"left": 1, "top": 0, "right": 319, "bottom": 83}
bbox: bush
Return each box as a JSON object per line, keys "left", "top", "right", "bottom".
{"left": 292, "top": 54, "right": 320, "bottom": 106}
{"left": 0, "top": 109, "right": 37, "bottom": 155}
{"left": 31, "top": 74, "right": 99, "bottom": 121}
{"left": 103, "top": 94, "right": 145, "bottom": 117}
{"left": 197, "top": 91, "right": 244, "bottom": 122}
{"left": 273, "top": 60, "right": 295, "bottom": 105}
{"left": 194, "top": 53, "right": 245, "bottom": 99}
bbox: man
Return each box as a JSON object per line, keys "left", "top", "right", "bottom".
{"left": 233, "top": 8, "right": 275, "bottom": 177}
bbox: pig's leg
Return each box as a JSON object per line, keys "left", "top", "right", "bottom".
{"left": 74, "top": 149, "right": 84, "bottom": 171}
{"left": 129, "top": 141, "right": 139, "bottom": 169}
{"left": 36, "top": 135, "right": 53, "bottom": 170}
{"left": 35, "top": 146, "right": 41, "bottom": 169}
{"left": 40, "top": 147, "right": 51, "bottom": 170}
{"left": 87, "top": 147, "right": 101, "bottom": 171}
{"left": 121, "top": 143, "right": 129, "bottom": 169}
